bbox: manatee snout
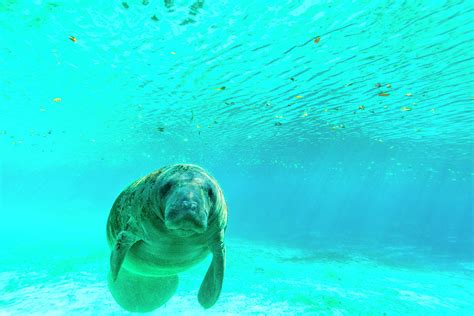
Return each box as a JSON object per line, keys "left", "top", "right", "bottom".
{"left": 165, "top": 199, "right": 208, "bottom": 234}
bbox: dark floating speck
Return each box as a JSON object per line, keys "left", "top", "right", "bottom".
{"left": 151, "top": 15, "right": 159, "bottom": 22}
{"left": 157, "top": 127, "right": 165, "bottom": 132}
{"left": 142, "top": 0, "right": 149, "bottom": 5}
{"left": 275, "top": 122, "right": 283, "bottom": 126}
{"left": 122, "top": 2, "right": 129, "bottom": 9}
{"left": 180, "top": 18, "right": 195, "bottom": 25}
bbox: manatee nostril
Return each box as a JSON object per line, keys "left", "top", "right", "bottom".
{"left": 182, "top": 200, "right": 198, "bottom": 210}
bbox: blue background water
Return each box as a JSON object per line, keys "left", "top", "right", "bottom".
{"left": 1, "top": 0, "right": 473, "bottom": 314}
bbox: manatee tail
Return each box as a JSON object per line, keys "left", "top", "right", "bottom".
{"left": 107, "top": 268, "right": 178, "bottom": 312}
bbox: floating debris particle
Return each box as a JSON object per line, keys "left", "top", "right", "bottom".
{"left": 142, "top": 0, "right": 149, "bottom": 5}
{"left": 275, "top": 122, "right": 283, "bottom": 126}
{"left": 339, "top": 124, "right": 345, "bottom": 128}
{"left": 69, "top": 36, "right": 77, "bottom": 42}
{"left": 122, "top": 2, "right": 129, "bottom": 9}
{"left": 52, "top": 97, "right": 61, "bottom": 102}
{"left": 401, "top": 106, "right": 412, "bottom": 111}
{"left": 170, "top": 51, "right": 176, "bottom": 55}
{"left": 151, "top": 15, "right": 159, "bottom": 22}
{"left": 290, "top": 77, "right": 295, "bottom": 81}
{"left": 47, "top": 129, "right": 52, "bottom": 135}
{"left": 386, "top": 83, "right": 392, "bottom": 88}
{"left": 430, "top": 108, "right": 436, "bottom": 113}
{"left": 302, "top": 112, "right": 309, "bottom": 117}
{"left": 265, "top": 101, "right": 272, "bottom": 107}
{"left": 375, "top": 83, "right": 381, "bottom": 88}
{"left": 196, "top": 124, "right": 201, "bottom": 129}
{"left": 0, "top": 130, "right": 6, "bottom": 135}
{"left": 358, "top": 105, "right": 365, "bottom": 110}
{"left": 215, "top": 86, "right": 226, "bottom": 91}
{"left": 314, "top": 36, "right": 321, "bottom": 44}
{"left": 405, "top": 93, "right": 412, "bottom": 97}
{"left": 378, "top": 92, "right": 390, "bottom": 97}
{"left": 295, "top": 95, "right": 303, "bottom": 99}
{"left": 345, "top": 82, "right": 354, "bottom": 87}
{"left": 275, "top": 115, "right": 283, "bottom": 119}
{"left": 157, "top": 127, "right": 165, "bottom": 132}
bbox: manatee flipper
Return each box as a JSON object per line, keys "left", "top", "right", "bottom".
{"left": 198, "top": 230, "right": 226, "bottom": 309}
{"left": 111, "top": 230, "right": 140, "bottom": 281}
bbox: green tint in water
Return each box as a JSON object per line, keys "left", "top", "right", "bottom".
{"left": 0, "top": 1, "right": 473, "bottom": 314}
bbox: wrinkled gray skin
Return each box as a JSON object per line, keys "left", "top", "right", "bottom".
{"left": 106, "top": 164, "right": 227, "bottom": 312}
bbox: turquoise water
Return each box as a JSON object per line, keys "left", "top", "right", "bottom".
{"left": 1, "top": 0, "right": 473, "bottom": 315}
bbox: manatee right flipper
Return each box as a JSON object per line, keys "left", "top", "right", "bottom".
{"left": 111, "top": 230, "right": 140, "bottom": 281}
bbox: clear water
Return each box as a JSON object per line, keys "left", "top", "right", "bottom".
{"left": 1, "top": 0, "right": 473, "bottom": 315}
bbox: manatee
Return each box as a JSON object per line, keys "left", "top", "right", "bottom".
{"left": 106, "top": 164, "right": 228, "bottom": 312}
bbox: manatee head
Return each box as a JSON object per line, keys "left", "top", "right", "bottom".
{"left": 159, "top": 166, "right": 216, "bottom": 236}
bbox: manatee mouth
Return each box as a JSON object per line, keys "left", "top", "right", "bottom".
{"left": 167, "top": 223, "right": 207, "bottom": 234}
{"left": 170, "top": 227, "right": 201, "bottom": 237}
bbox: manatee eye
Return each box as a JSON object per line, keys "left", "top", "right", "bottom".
{"left": 160, "top": 182, "right": 172, "bottom": 196}
{"left": 207, "top": 188, "right": 215, "bottom": 200}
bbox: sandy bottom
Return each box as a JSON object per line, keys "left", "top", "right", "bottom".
{"left": 1, "top": 237, "right": 473, "bottom": 315}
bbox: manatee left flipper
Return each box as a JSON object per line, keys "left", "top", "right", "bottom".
{"left": 198, "top": 230, "right": 226, "bottom": 309}
{"left": 111, "top": 230, "right": 140, "bottom": 281}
